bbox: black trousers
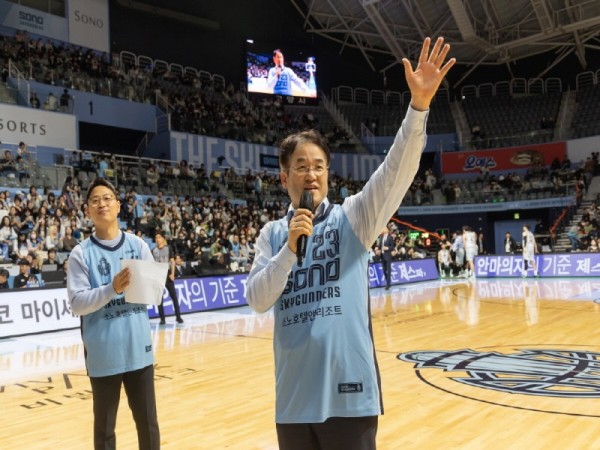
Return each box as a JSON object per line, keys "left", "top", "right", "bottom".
{"left": 158, "top": 278, "right": 182, "bottom": 321}
{"left": 381, "top": 259, "right": 392, "bottom": 287}
{"left": 89, "top": 364, "right": 160, "bottom": 450}
{"left": 276, "top": 416, "right": 378, "bottom": 450}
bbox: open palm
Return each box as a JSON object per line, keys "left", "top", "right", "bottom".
{"left": 403, "top": 37, "right": 455, "bottom": 111}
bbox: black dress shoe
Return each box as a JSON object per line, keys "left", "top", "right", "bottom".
{"left": 385, "top": 285, "right": 390, "bottom": 290}
{"left": 176, "top": 317, "right": 184, "bottom": 324}
{"left": 159, "top": 319, "right": 166, "bottom": 325}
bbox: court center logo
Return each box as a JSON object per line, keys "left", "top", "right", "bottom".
{"left": 398, "top": 345, "right": 600, "bottom": 417}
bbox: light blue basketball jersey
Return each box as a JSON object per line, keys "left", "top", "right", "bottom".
{"left": 79, "top": 232, "right": 154, "bottom": 377}
{"left": 274, "top": 71, "right": 292, "bottom": 95}
{"left": 268, "top": 204, "right": 383, "bottom": 423}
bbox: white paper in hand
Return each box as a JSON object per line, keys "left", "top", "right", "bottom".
{"left": 120, "top": 259, "right": 169, "bottom": 305}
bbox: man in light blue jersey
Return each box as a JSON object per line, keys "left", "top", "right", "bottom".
{"left": 267, "top": 49, "right": 310, "bottom": 96}
{"left": 247, "top": 37, "right": 455, "bottom": 450}
{"left": 67, "top": 178, "right": 160, "bottom": 450}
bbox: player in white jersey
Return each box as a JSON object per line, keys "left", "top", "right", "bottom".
{"left": 522, "top": 224, "right": 538, "bottom": 277}
{"left": 437, "top": 242, "right": 453, "bottom": 278}
{"left": 462, "top": 225, "right": 478, "bottom": 277}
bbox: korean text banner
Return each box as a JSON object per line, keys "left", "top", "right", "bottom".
{"left": 441, "top": 142, "right": 567, "bottom": 174}
{"left": 147, "top": 273, "right": 249, "bottom": 318}
{"left": 368, "top": 258, "right": 439, "bottom": 288}
{"left": 475, "top": 253, "right": 600, "bottom": 278}
{"left": 0, "top": 288, "right": 78, "bottom": 339}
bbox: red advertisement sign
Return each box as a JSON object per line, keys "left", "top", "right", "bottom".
{"left": 441, "top": 142, "right": 567, "bottom": 174}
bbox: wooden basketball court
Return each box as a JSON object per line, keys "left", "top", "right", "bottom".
{"left": 2, "top": 277, "right": 600, "bottom": 449}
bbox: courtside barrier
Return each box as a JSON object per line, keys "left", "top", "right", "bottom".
{"left": 0, "top": 260, "right": 441, "bottom": 338}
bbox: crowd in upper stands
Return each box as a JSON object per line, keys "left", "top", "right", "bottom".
{"left": 0, "top": 30, "right": 356, "bottom": 151}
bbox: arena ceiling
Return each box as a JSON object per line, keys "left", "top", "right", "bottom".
{"left": 287, "top": 0, "right": 600, "bottom": 86}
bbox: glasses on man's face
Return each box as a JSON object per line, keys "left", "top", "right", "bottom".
{"left": 89, "top": 194, "right": 116, "bottom": 207}
{"left": 289, "top": 165, "right": 328, "bottom": 176}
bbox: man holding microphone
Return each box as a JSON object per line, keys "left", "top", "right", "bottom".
{"left": 267, "top": 49, "right": 311, "bottom": 96}
{"left": 247, "top": 37, "right": 455, "bottom": 450}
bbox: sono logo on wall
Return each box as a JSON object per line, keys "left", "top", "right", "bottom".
{"left": 73, "top": 9, "right": 105, "bottom": 29}
{"left": 18, "top": 10, "right": 44, "bottom": 29}
{"left": 68, "top": 0, "right": 110, "bottom": 53}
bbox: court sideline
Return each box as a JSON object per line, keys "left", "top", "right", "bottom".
{"left": 1, "top": 277, "right": 600, "bottom": 449}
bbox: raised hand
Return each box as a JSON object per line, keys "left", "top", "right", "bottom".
{"left": 402, "top": 37, "right": 456, "bottom": 111}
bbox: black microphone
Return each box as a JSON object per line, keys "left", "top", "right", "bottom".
{"left": 296, "top": 191, "right": 314, "bottom": 267}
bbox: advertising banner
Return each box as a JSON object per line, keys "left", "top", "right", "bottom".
{"left": 1, "top": 259, "right": 443, "bottom": 338}
{"left": 475, "top": 253, "right": 600, "bottom": 278}
{"left": 0, "top": 287, "right": 78, "bottom": 338}
{"left": 169, "top": 132, "right": 386, "bottom": 180}
{"left": 442, "top": 141, "right": 567, "bottom": 174}
{"left": 0, "top": 104, "right": 77, "bottom": 149}
{"left": 368, "top": 258, "right": 439, "bottom": 288}
{"left": 148, "top": 273, "right": 249, "bottom": 318}
{"left": 0, "top": 0, "right": 68, "bottom": 41}
{"left": 67, "top": 0, "right": 110, "bottom": 53}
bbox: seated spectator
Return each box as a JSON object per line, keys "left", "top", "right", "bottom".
{"left": 42, "top": 248, "right": 61, "bottom": 270}
{"left": 407, "top": 247, "right": 426, "bottom": 259}
{"left": 45, "top": 224, "right": 61, "bottom": 250}
{"left": 0, "top": 268, "right": 9, "bottom": 289}
{"left": 174, "top": 254, "right": 193, "bottom": 277}
{"left": 44, "top": 92, "right": 58, "bottom": 111}
{"left": 239, "top": 236, "right": 255, "bottom": 265}
{"left": 27, "top": 185, "right": 41, "bottom": 209}
{"left": 0, "top": 216, "right": 16, "bottom": 260}
{"left": 59, "top": 88, "right": 71, "bottom": 112}
{"left": 13, "top": 259, "right": 39, "bottom": 288}
{"left": 0, "top": 150, "right": 16, "bottom": 174}
{"left": 179, "top": 160, "right": 191, "bottom": 179}
{"left": 26, "top": 230, "right": 44, "bottom": 254}
{"left": 17, "top": 141, "right": 30, "bottom": 161}
{"left": 184, "top": 231, "right": 200, "bottom": 259}
{"left": 12, "top": 232, "right": 29, "bottom": 261}
{"left": 437, "top": 243, "right": 453, "bottom": 277}
{"left": 196, "top": 228, "right": 212, "bottom": 252}
{"left": 229, "top": 234, "right": 248, "bottom": 271}
{"left": 97, "top": 153, "right": 109, "bottom": 178}
{"left": 30, "top": 92, "right": 40, "bottom": 108}
{"left": 59, "top": 226, "right": 79, "bottom": 253}
{"left": 26, "top": 251, "right": 42, "bottom": 275}
{"left": 19, "top": 209, "right": 35, "bottom": 233}
{"left": 209, "top": 239, "right": 226, "bottom": 267}
{"left": 172, "top": 229, "right": 190, "bottom": 257}
{"left": 146, "top": 164, "right": 160, "bottom": 186}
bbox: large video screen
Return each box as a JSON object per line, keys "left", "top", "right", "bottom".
{"left": 246, "top": 41, "right": 318, "bottom": 100}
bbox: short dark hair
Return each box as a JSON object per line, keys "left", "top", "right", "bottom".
{"left": 279, "top": 129, "right": 331, "bottom": 171}
{"left": 86, "top": 178, "right": 119, "bottom": 203}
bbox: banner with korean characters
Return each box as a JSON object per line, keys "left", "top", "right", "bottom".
{"left": 474, "top": 253, "right": 600, "bottom": 278}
